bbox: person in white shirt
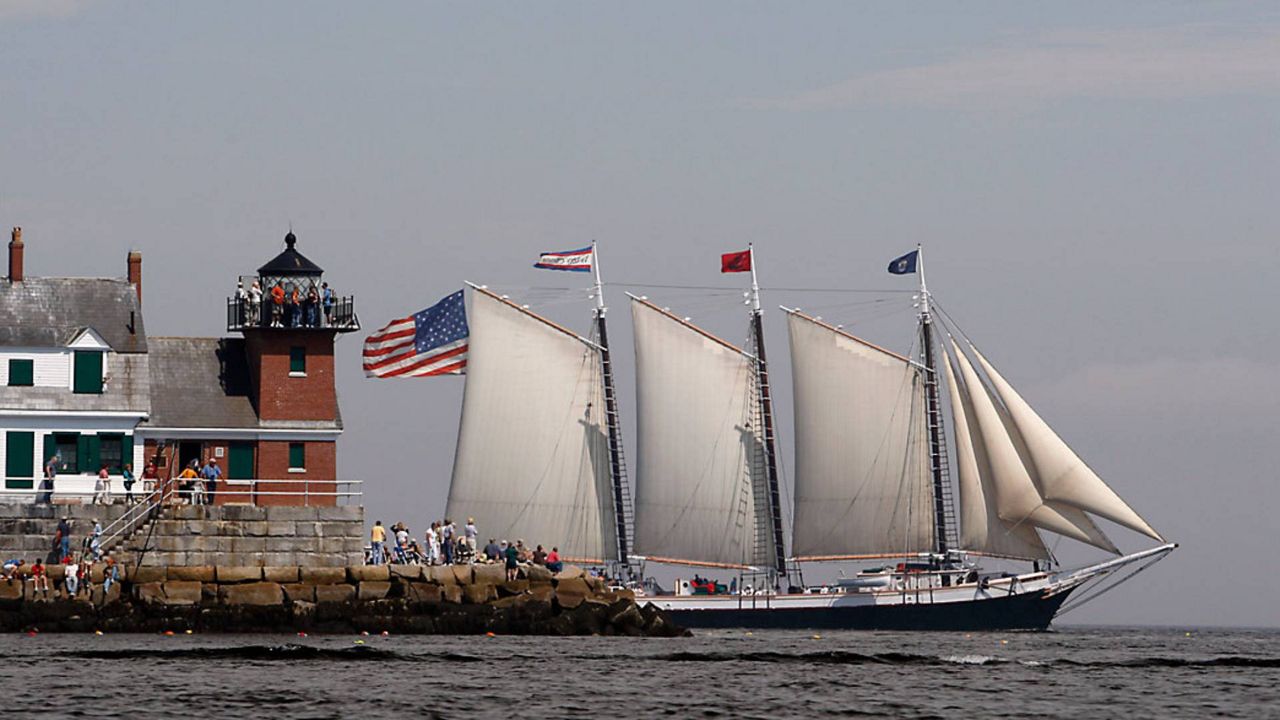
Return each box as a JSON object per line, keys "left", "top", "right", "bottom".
{"left": 464, "top": 518, "right": 478, "bottom": 552}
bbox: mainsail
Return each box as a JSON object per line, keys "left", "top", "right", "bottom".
{"left": 786, "top": 310, "right": 936, "bottom": 559}
{"left": 630, "top": 297, "right": 769, "bottom": 568}
{"left": 943, "top": 350, "right": 1049, "bottom": 560}
{"left": 949, "top": 340, "right": 1119, "bottom": 553}
{"left": 446, "top": 288, "right": 618, "bottom": 562}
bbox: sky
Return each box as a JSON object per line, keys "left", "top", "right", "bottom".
{"left": 1, "top": 1, "right": 1277, "bottom": 628}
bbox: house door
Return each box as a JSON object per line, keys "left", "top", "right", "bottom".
{"left": 178, "top": 441, "right": 203, "bottom": 473}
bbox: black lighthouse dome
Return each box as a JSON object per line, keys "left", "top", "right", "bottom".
{"left": 258, "top": 231, "right": 324, "bottom": 276}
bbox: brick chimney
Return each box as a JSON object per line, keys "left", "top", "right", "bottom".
{"left": 127, "top": 249, "right": 142, "bottom": 304}
{"left": 8, "top": 227, "right": 23, "bottom": 282}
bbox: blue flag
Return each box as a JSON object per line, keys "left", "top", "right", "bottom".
{"left": 887, "top": 250, "right": 918, "bottom": 275}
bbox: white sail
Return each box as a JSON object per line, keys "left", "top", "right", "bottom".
{"left": 630, "top": 297, "right": 766, "bottom": 567}
{"left": 447, "top": 289, "right": 617, "bottom": 562}
{"left": 971, "top": 348, "right": 1163, "bottom": 542}
{"left": 951, "top": 341, "right": 1118, "bottom": 553}
{"left": 943, "top": 351, "right": 1049, "bottom": 560}
{"left": 787, "top": 311, "right": 936, "bottom": 559}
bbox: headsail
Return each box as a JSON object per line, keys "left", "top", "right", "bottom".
{"left": 630, "top": 297, "right": 768, "bottom": 568}
{"left": 943, "top": 350, "right": 1049, "bottom": 560}
{"left": 446, "top": 288, "right": 617, "bottom": 562}
{"left": 786, "top": 310, "right": 936, "bottom": 559}
{"left": 971, "top": 348, "right": 1163, "bottom": 542}
{"left": 950, "top": 341, "right": 1118, "bottom": 553}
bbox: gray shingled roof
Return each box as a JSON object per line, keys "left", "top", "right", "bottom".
{"left": 0, "top": 352, "right": 151, "bottom": 413}
{"left": 144, "top": 337, "right": 260, "bottom": 429}
{"left": 0, "top": 277, "right": 146, "bottom": 353}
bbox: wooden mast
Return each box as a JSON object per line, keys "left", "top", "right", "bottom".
{"left": 748, "top": 245, "right": 789, "bottom": 581}
{"left": 592, "top": 242, "right": 632, "bottom": 565}
{"left": 915, "top": 245, "right": 956, "bottom": 556}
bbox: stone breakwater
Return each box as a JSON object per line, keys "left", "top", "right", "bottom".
{"left": 0, "top": 563, "right": 688, "bottom": 636}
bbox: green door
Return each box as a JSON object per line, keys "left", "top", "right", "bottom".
{"left": 73, "top": 351, "right": 103, "bottom": 394}
{"left": 5, "top": 431, "right": 34, "bottom": 489}
{"left": 228, "top": 442, "right": 255, "bottom": 480}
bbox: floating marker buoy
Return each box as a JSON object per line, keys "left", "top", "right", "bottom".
{"left": 355, "top": 639, "right": 365, "bottom": 645}
{"left": 1185, "top": 632, "right": 1192, "bottom": 637}
{"left": 297, "top": 632, "right": 308, "bottom": 638}
{"left": 745, "top": 631, "right": 753, "bottom": 637}
{"left": 381, "top": 631, "right": 389, "bottom": 637}
{"left": 163, "top": 630, "right": 174, "bottom": 636}
{"left": 360, "top": 630, "right": 369, "bottom": 636}
{"left": 1000, "top": 639, "right": 1008, "bottom": 645}
{"left": 94, "top": 630, "right": 103, "bottom": 636}
{"left": 485, "top": 632, "right": 496, "bottom": 637}
{"left": 185, "top": 629, "right": 193, "bottom": 635}
{"left": 26, "top": 630, "right": 37, "bottom": 637}
{"left": 812, "top": 634, "right": 822, "bottom": 640}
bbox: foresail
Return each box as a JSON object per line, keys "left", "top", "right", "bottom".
{"left": 787, "top": 311, "right": 935, "bottom": 559}
{"left": 447, "top": 289, "right": 617, "bottom": 562}
{"left": 630, "top": 298, "right": 767, "bottom": 567}
{"left": 971, "top": 348, "right": 1163, "bottom": 542}
{"left": 943, "top": 351, "right": 1049, "bottom": 561}
{"left": 951, "top": 341, "right": 1118, "bottom": 554}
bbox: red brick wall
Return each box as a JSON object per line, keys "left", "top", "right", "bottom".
{"left": 256, "top": 440, "right": 336, "bottom": 506}
{"left": 244, "top": 330, "right": 338, "bottom": 422}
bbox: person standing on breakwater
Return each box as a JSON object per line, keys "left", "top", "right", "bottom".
{"left": 441, "top": 519, "right": 455, "bottom": 565}
{"left": 94, "top": 464, "right": 111, "bottom": 505}
{"left": 504, "top": 541, "right": 520, "bottom": 581}
{"left": 55, "top": 517, "right": 72, "bottom": 562}
{"left": 201, "top": 457, "right": 222, "bottom": 504}
{"left": 370, "top": 520, "right": 386, "bottom": 565}
{"left": 38, "top": 454, "right": 59, "bottom": 504}
{"left": 464, "top": 518, "right": 478, "bottom": 553}
{"left": 122, "top": 463, "right": 136, "bottom": 504}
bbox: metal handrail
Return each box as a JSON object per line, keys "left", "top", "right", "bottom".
{"left": 93, "top": 478, "right": 177, "bottom": 560}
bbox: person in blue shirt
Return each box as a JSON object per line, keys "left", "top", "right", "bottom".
{"left": 200, "top": 458, "right": 223, "bottom": 504}
{"left": 321, "top": 282, "right": 335, "bottom": 326}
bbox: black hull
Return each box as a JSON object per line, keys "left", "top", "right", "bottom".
{"left": 665, "top": 588, "right": 1074, "bottom": 632}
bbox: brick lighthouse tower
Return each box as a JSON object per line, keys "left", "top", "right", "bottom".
{"left": 229, "top": 230, "right": 360, "bottom": 505}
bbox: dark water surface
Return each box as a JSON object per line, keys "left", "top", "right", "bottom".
{"left": 1, "top": 626, "right": 1276, "bottom": 718}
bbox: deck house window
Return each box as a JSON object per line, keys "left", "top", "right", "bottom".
{"left": 8, "top": 359, "right": 34, "bottom": 386}
{"left": 288, "top": 442, "right": 305, "bottom": 471}
{"left": 73, "top": 351, "right": 104, "bottom": 394}
{"left": 54, "top": 433, "right": 79, "bottom": 474}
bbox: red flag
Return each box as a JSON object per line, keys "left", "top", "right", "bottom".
{"left": 721, "top": 250, "right": 751, "bottom": 273}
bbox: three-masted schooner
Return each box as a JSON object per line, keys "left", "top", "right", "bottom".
{"left": 442, "top": 244, "right": 1175, "bottom": 631}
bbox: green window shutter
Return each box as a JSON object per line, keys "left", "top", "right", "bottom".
{"left": 6, "top": 432, "right": 35, "bottom": 488}
{"left": 73, "top": 351, "right": 104, "bottom": 394}
{"left": 78, "top": 434, "right": 101, "bottom": 474}
{"left": 8, "top": 358, "right": 34, "bottom": 386}
{"left": 43, "top": 434, "right": 56, "bottom": 468}
{"left": 121, "top": 434, "right": 134, "bottom": 472}
{"left": 288, "top": 442, "right": 305, "bottom": 470}
{"left": 289, "top": 346, "right": 306, "bottom": 374}
{"left": 228, "top": 442, "right": 255, "bottom": 480}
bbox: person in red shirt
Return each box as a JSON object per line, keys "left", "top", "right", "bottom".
{"left": 545, "top": 547, "right": 563, "bottom": 573}
{"left": 31, "top": 560, "right": 48, "bottom": 594}
{"left": 270, "top": 283, "right": 286, "bottom": 327}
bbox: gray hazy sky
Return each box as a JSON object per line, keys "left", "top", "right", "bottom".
{"left": 3, "top": 2, "right": 1276, "bottom": 627}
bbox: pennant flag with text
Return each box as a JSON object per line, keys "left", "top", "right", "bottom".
{"left": 534, "top": 246, "right": 593, "bottom": 272}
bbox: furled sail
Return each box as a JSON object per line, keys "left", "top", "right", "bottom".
{"left": 943, "top": 351, "right": 1049, "bottom": 560}
{"left": 630, "top": 297, "right": 768, "bottom": 568}
{"left": 971, "top": 349, "right": 1163, "bottom": 542}
{"left": 447, "top": 288, "right": 617, "bottom": 562}
{"left": 951, "top": 341, "right": 1118, "bottom": 553}
{"left": 786, "top": 311, "right": 936, "bottom": 559}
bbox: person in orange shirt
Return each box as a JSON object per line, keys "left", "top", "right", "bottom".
{"left": 270, "top": 283, "right": 286, "bottom": 327}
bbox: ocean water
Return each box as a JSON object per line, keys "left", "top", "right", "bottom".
{"left": 1, "top": 626, "right": 1276, "bottom": 719}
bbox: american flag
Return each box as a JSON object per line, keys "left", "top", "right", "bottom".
{"left": 363, "top": 290, "right": 469, "bottom": 378}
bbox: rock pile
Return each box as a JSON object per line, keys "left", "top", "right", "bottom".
{"left": 0, "top": 563, "right": 687, "bottom": 636}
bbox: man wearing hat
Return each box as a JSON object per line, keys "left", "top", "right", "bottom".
{"left": 201, "top": 456, "right": 223, "bottom": 504}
